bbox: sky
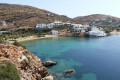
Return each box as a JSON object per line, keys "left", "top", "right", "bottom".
{"left": 0, "top": 0, "right": 120, "bottom": 18}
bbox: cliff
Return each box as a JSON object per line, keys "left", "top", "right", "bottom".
{"left": 0, "top": 44, "right": 53, "bottom": 80}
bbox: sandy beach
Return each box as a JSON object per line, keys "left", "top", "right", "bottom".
{"left": 110, "top": 31, "right": 120, "bottom": 35}
{"left": 8, "top": 35, "right": 58, "bottom": 43}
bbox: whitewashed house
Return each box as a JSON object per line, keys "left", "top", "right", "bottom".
{"left": 64, "top": 22, "right": 71, "bottom": 26}
{"left": 81, "top": 30, "right": 86, "bottom": 32}
{"left": 47, "top": 23, "right": 54, "bottom": 29}
{"left": 95, "top": 19, "right": 100, "bottom": 22}
{"left": 36, "top": 24, "right": 46, "bottom": 29}
{"left": 0, "top": 31, "right": 2, "bottom": 35}
{"left": 88, "top": 26, "right": 107, "bottom": 37}
{"left": 72, "top": 24, "right": 90, "bottom": 32}
{"left": 52, "top": 30, "right": 59, "bottom": 35}
{"left": 0, "top": 21, "right": 7, "bottom": 27}
{"left": 54, "top": 21, "right": 64, "bottom": 27}
{"left": 101, "top": 18, "right": 106, "bottom": 21}
{"left": 72, "top": 24, "right": 82, "bottom": 31}
{"left": 82, "top": 25, "right": 90, "bottom": 30}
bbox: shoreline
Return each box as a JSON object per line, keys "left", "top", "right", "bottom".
{"left": 110, "top": 31, "right": 120, "bottom": 35}
{"left": 8, "top": 35, "right": 58, "bottom": 43}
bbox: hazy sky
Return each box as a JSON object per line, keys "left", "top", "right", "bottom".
{"left": 0, "top": 0, "right": 120, "bottom": 18}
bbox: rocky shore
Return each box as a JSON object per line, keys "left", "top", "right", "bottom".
{"left": 0, "top": 44, "right": 53, "bottom": 80}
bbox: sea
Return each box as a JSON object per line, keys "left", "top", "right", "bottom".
{"left": 21, "top": 35, "right": 120, "bottom": 80}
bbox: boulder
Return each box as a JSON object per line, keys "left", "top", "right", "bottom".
{"left": 42, "top": 75, "right": 53, "bottom": 80}
{"left": 42, "top": 60, "right": 57, "bottom": 67}
{"left": 65, "top": 69, "right": 74, "bottom": 75}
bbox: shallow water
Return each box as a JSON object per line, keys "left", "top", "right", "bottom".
{"left": 22, "top": 35, "right": 120, "bottom": 80}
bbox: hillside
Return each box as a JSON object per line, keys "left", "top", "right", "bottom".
{"left": 73, "top": 14, "right": 120, "bottom": 27}
{"left": 0, "top": 3, "right": 120, "bottom": 29}
{"left": 0, "top": 3, "right": 74, "bottom": 28}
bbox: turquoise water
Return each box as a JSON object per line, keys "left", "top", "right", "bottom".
{"left": 22, "top": 35, "right": 120, "bottom": 80}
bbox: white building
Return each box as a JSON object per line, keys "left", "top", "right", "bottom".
{"left": 95, "top": 19, "right": 100, "bottom": 22}
{"left": 52, "top": 30, "right": 59, "bottom": 35}
{"left": 54, "top": 21, "right": 64, "bottom": 27}
{"left": 81, "top": 30, "right": 86, "bottom": 32}
{"left": 88, "top": 26, "right": 107, "bottom": 37}
{"left": 0, "top": 21, "right": 7, "bottom": 27}
{"left": 0, "top": 31, "right": 2, "bottom": 35}
{"left": 72, "top": 24, "right": 90, "bottom": 31}
{"left": 72, "top": 24, "right": 82, "bottom": 31}
{"left": 82, "top": 25, "right": 90, "bottom": 30}
{"left": 36, "top": 24, "right": 46, "bottom": 29}
{"left": 64, "top": 22, "right": 71, "bottom": 26}
{"left": 101, "top": 18, "right": 106, "bottom": 21}
{"left": 47, "top": 23, "right": 54, "bottom": 28}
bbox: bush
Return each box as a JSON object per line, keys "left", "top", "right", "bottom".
{"left": 104, "top": 29, "right": 112, "bottom": 33}
{"left": 0, "top": 37, "right": 6, "bottom": 44}
{"left": 0, "top": 28, "right": 8, "bottom": 31}
{"left": 0, "top": 62, "right": 20, "bottom": 80}
{"left": 27, "top": 57, "right": 31, "bottom": 62}
{"left": 116, "top": 27, "right": 120, "bottom": 31}
{"left": 43, "top": 28, "right": 51, "bottom": 32}
{"left": 13, "top": 41, "right": 27, "bottom": 49}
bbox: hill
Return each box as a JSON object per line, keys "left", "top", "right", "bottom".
{"left": 0, "top": 3, "right": 74, "bottom": 28}
{"left": 73, "top": 14, "right": 120, "bottom": 27}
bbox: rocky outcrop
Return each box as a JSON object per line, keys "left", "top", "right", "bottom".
{"left": 0, "top": 44, "right": 53, "bottom": 80}
{"left": 65, "top": 69, "right": 74, "bottom": 75}
{"left": 42, "top": 60, "right": 57, "bottom": 67}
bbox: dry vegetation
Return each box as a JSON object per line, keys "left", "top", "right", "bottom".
{"left": 73, "top": 14, "right": 120, "bottom": 26}
{"left": 0, "top": 3, "right": 74, "bottom": 28}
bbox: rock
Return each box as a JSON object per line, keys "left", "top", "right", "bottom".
{"left": 42, "top": 75, "right": 53, "bottom": 80}
{"left": 42, "top": 60, "right": 57, "bottom": 67}
{"left": 17, "top": 56, "right": 28, "bottom": 62}
{"left": 20, "top": 59, "right": 30, "bottom": 70}
{"left": 55, "top": 73, "right": 63, "bottom": 77}
{"left": 65, "top": 69, "right": 74, "bottom": 75}
{"left": 0, "top": 44, "right": 51, "bottom": 80}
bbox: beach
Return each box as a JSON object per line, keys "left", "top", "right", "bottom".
{"left": 110, "top": 31, "right": 120, "bottom": 35}
{"left": 8, "top": 35, "right": 58, "bottom": 43}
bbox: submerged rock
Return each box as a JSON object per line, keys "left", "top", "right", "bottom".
{"left": 65, "top": 69, "right": 75, "bottom": 75}
{"left": 42, "top": 60, "right": 57, "bottom": 67}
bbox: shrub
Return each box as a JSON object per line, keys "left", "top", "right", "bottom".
{"left": 0, "top": 62, "right": 20, "bottom": 80}
{"left": 104, "top": 29, "right": 112, "bottom": 33}
{"left": 0, "top": 37, "right": 6, "bottom": 44}
{"left": 13, "top": 41, "right": 27, "bottom": 49}
{"left": 43, "top": 28, "right": 51, "bottom": 32}
{"left": 27, "top": 57, "right": 31, "bottom": 62}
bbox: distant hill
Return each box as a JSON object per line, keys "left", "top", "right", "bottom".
{"left": 73, "top": 14, "right": 120, "bottom": 27}
{"left": 0, "top": 3, "right": 74, "bottom": 28}
{"left": 0, "top": 3, "right": 120, "bottom": 29}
